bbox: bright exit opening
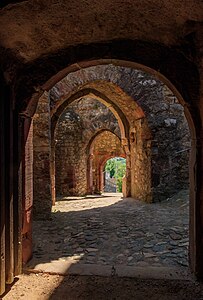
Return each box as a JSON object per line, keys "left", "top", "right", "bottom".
{"left": 104, "top": 157, "right": 126, "bottom": 193}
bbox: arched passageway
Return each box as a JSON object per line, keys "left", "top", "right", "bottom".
{"left": 0, "top": 33, "right": 202, "bottom": 295}
{"left": 29, "top": 63, "right": 193, "bottom": 274}
{"left": 43, "top": 75, "right": 153, "bottom": 209}
{"left": 33, "top": 63, "right": 190, "bottom": 210}
{"left": 30, "top": 62, "right": 191, "bottom": 279}
{"left": 87, "top": 130, "right": 126, "bottom": 195}
{"left": 53, "top": 98, "right": 125, "bottom": 198}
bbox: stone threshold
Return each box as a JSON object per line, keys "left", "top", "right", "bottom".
{"left": 25, "top": 262, "right": 192, "bottom": 281}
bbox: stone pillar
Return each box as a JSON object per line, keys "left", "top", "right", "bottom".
{"left": 122, "top": 175, "right": 127, "bottom": 197}
{"left": 94, "top": 162, "right": 100, "bottom": 194}
{"left": 50, "top": 141, "right": 56, "bottom": 205}
{"left": 87, "top": 154, "right": 94, "bottom": 194}
{"left": 22, "top": 118, "right": 33, "bottom": 264}
{"left": 33, "top": 92, "right": 52, "bottom": 218}
{"left": 100, "top": 165, "right": 105, "bottom": 192}
{"left": 122, "top": 138, "right": 131, "bottom": 197}
{"left": 130, "top": 119, "right": 152, "bottom": 202}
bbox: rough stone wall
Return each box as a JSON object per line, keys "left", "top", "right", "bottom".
{"left": 33, "top": 92, "right": 52, "bottom": 218}
{"left": 92, "top": 130, "right": 123, "bottom": 156}
{"left": 149, "top": 85, "right": 190, "bottom": 201}
{"left": 55, "top": 109, "right": 85, "bottom": 196}
{"left": 130, "top": 118, "right": 152, "bottom": 202}
{"left": 55, "top": 98, "right": 121, "bottom": 196}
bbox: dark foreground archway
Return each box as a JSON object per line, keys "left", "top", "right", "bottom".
{"left": 0, "top": 39, "right": 202, "bottom": 296}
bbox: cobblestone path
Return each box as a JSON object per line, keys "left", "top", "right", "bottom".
{"left": 29, "top": 190, "right": 189, "bottom": 270}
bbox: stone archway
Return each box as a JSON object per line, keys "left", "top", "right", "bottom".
{"left": 49, "top": 87, "right": 132, "bottom": 204}
{"left": 49, "top": 66, "right": 189, "bottom": 204}
{"left": 52, "top": 95, "right": 130, "bottom": 199}
{"left": 86, "top": 129, "right": 126, "bottom": 195}
{"left": 100, "top": 156, "right": 127, "bottom": 194}
{"left": 34, "top": 63, "right": 190, "bottom": 209}
{"left": 31, "top": 60, "right": 194, "bottom": 275}
{"left": 50, "top": 81, "right": 153, "bottom": 202}
{"left": 6, "top": 55, "right": 200, "bottom": 283}
{"left": 0, "top": 3, "right": 202, "bottom": 294}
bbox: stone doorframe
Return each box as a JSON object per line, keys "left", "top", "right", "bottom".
{"left": 50, "top": 82, "right": 151, "bottom": 203}
{"left": 86, "top": 129, "right": 126, "bottom": 195}
{"left": 50, "top": 87, "right": 130, "bottom": 204}
{"left": 99, "top": 155, "right": 126, "bottom": 194}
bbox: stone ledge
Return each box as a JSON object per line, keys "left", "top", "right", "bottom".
{"left": 25, "top": 262, "right": 192, "bottom": 281}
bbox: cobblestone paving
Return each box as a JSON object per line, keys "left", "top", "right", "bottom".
{"left": 30, "top": 190, "right": 189, "bottom": 269}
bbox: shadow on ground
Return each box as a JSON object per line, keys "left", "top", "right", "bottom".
{"left": 48, "top": 275, "right": 203, "bottom": 300}
{"left": 27, "top": 191, "right": 189, "bottom": 274}
{"left": 22, "top": 191, "right": 196, "bottom": 299}
{"left": 56, "top": 193, "right": 113, "bottom": 202}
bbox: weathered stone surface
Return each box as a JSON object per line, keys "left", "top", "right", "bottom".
{"left": 33, "top": 92, "right": 52, "bottom": 218}
{"left": 0, "top": 1, "right": 202, "bottom": 63}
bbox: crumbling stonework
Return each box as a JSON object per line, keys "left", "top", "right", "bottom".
{"left": 150, "top": 86, "right": 190, "bottom": 200}
{"left": 55, "top": 107, "right": 86, "bottom": 196}
{"left": 130, "top": 118, "right": 152, "bottom": 202}
{"left": 33, "top": 92, "right": 52, "bottom": 217}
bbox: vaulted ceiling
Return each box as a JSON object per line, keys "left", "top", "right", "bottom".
{"left": 0, "top": 0, "right": 202, "bottom": 62}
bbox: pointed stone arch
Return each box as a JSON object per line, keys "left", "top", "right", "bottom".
{"left": 50, "top": 78, "right": 152, "bottom": 202}
{"left": 86, "top": 129, "right": 126, "bottom": 195}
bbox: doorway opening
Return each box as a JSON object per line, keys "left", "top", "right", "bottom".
{"left": 103, "top": 157, "right": 126, "bottom": 194}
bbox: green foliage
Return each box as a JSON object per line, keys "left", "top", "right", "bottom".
{"left": 105, "top": 159, "right": 116, "bottom": 178}
{"left": 115, "top": 161, "right": 126, "bottom": 192}
{"left": 105, "top": 157, "right": 126, "bottom": 192}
